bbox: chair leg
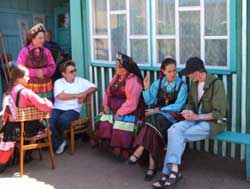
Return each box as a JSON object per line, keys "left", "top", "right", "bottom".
{"left": 70, "top": 127, "right": 75, "bottom": 155}
{"left": 19, "top": 122, "right": 24, "bottom": 176}
{"left": 47, "top": 132, "right": 55, "bottom": 169}
{"left": 19, "top": 146, "right": 24, "bottom": 176}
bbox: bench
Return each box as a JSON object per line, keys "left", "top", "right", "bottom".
{"left": 214, "top": 131, "right": 250, "bottom": 181}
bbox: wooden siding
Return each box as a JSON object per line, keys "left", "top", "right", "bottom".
{"left": 77, "top": 0, "right": 250, "bottom": 160}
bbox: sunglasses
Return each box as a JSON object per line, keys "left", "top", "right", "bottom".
{"left": 69, "top": 68, "right": 77, "bottom": 74}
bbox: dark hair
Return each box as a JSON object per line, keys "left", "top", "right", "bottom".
{"left": 59, "top": 60, "right": 76, "bottom": 73}
{"left": 24, "top": 23, "right": 46, "bottom": 46}
{"left": 7, "top": 65, "right": 28, "bottom": 92}
{"left": 116, "top": 52, "right": 143, "bottom": 82}
{"left": 160, "top": 57, "right": 176, "bottom": 70}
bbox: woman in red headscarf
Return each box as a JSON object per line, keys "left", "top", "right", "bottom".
{"left": 92, "top": 52, "right": 144, "bottom": 158}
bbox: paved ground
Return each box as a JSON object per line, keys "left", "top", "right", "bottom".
{"left": 0, "top": 140, "right": 249, "bottom": 189}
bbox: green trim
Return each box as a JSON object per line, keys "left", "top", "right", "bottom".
{"left": 82, "top": 0, "right": 91, "bottom": 78}
{"left": 226, "top": 75, "right": 233, "bottom": 157}
{"left": 100, "top": 114, "right": 113, "bottom": 124}
{"left": 235, "top": 0, "right": 242, "bottom": 159}
{"left": 246, "top": 0, "right": 250, "bottom": 133}
{"left": 87, "top": 0, "right": 235, "bottom": 75}
{"left": 113, "top": 121, "right": 135, "bottom": 132}
{"left": 70, "top": 0, "right": 85, "bottom": 76}
{"left": 91, "top": 62, "right": 234, "bottom": 75}
{"left": 230, "top": 0, "right": 237, "bottom": 71}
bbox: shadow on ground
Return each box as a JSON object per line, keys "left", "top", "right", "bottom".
{"left": 0, "top": 140, "right": 249, "bottom": 189}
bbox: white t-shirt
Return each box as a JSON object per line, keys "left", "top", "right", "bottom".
{"left": 53, "top": 76, "right": 96, "bottom": 112}
{"left": 197, "top": 81, "right": 205, "bottom": 113}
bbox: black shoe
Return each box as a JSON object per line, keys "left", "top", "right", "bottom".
{"left": 127, "top": 154, "right": 139, "bottom": 165}
{"left": 144, "top": 169, "right": 157, "bottom": 181}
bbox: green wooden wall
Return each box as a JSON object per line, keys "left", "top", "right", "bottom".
{"left": 68, "top": 0, "right": 250, "bottom": 160}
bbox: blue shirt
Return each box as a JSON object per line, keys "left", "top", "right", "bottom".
{"left": 143, "top": 76, "right": 187, "bottom": 113}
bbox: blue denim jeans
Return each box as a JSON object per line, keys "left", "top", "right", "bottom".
{"left": 50, "top": 109, "right": 80, "bottom": 150}
{"left": 162, "top": 120, "right": 211, "bottom": 175}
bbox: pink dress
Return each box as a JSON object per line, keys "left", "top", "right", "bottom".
{"left": 94, "top": 73, "right": 143, "bottom": 149}
{"left": 0, "top": 84, "right": 52, "bottom": 142}
{"left": 17, "top": 44, "right": 56, "bottom": 99}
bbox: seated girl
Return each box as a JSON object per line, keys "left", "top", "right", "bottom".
{"left": 128, "top": 58, "right": 187, "bottom": 181}
{"left": 0, "top": 65, "right": 52, "bottom": 172}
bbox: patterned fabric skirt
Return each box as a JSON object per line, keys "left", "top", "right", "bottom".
{"left": 0, "top": 136, "right": 15, "bottom": 173}
{"left": 94, "top": 114, "right": 136, "bottom": 149}
{"left": 27, "top": 78, "right": 53, "bottom": 99}
{"left": 133, "top": 113, "right": 173, "bottom": 169}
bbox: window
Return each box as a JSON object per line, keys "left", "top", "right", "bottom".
{"left": 90, "top": 0, "right": 149, "bottom": 65}
{"left": 90, "top": 0, "right": 230, "bottom": 70}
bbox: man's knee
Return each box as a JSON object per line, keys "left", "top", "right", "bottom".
{"left": 56, "top": 117, "right": 70, "bottom": 129}
{"left": 168, "top": 123, "right": 179, "bottom": 135}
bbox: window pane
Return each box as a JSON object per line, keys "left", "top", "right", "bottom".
{"left": 94, "top": 39, "right": 109, "bottom": 61}
{"left": 205, "top": 0, "right": 227, "bottom": 36}
{"left": 110, "top": 0, "right": 126, "bottom": 10}
{"left": 179, "top": 11, "right": 200, "bottom": 64}
{"left": 156, "top": 39, "right": 175, "bottom": 64}
{"left": 179, "top": 0, "right": 200, "bottom": 6}
{"left": 130, "top": 0, "right": 147, "bottom": 35}
{"left": 130, "top": 39, "right": 148, "bottom": 64}
{"left": 92, "top": 0, "right": 107, "bottom": 35}
{"left": 111, "top": 14, "right": 127, "bottom": 61}
{"left": 156, "top": 0, "right": 175, "bottom": 35}
{"left": 205, "top": 39, "right": 227, "bottom": 67}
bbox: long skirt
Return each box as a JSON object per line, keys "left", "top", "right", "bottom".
{"left": 133, "top": 113, "right": 173, "bottom": 169}
{"left": 27, "top": 78, "right": 53, "bottom": 99}
{"left": 0, "top": 134, "right": 15, "bottom": 173}
{"left": 94, "top": 114, "right": 136, "bottom": 149}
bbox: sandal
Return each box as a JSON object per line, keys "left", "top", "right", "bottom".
{"left": 164, "top": 170, "right": 183, "bottom": 187}
{"left": 144, "top": 168, "right": 157, "bottom": 181}
{"left": 152, "top": 175, "right": 168, "bottom": 189}
{"left": 127, "top": 154, "right": 139, "bottom": 165}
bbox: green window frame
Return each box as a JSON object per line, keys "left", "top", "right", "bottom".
{"left": 88, "top": 0, "right": 236, "bottom": 74}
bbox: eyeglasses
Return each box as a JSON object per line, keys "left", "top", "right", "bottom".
{"left": 69, "top": 68, "right": 77, "bottom": 74}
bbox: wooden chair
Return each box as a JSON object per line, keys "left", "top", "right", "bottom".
{"left": 64, "top": 95, "right": 93, "bottom": 155}
{"left": 8, "top": 107, "right": 55, "bottom": 176}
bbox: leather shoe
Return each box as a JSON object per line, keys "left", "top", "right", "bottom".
{"left": 127, "top": 154, "right": 139, "bottom": 165}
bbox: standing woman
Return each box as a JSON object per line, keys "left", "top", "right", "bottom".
{"left": 17, "top": 23, "right": 56, "bottom": 99}
{"left": 92, "top": 52, "right": 144, "bottom": 158}
{"left": 128, "top": 58, "right": 188, "bottom": 181}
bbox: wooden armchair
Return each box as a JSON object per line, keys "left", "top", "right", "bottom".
{"left": 64, "top": 95, "right": 93, "bottom": 155}
{"left": 8, "top": 107, "right": 55, "bottom": 176}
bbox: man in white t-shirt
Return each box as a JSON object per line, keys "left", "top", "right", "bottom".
{"left": 50, "top": 60, "right": 97, "bottom": 155}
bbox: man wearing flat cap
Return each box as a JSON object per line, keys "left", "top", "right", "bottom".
{"left": 153, "top": 57, "right": 228, "bottom": 188}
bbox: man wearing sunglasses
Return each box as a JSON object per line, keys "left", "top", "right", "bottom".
{"left": 50, "top": 60, "right": 97, "bottom": 155}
